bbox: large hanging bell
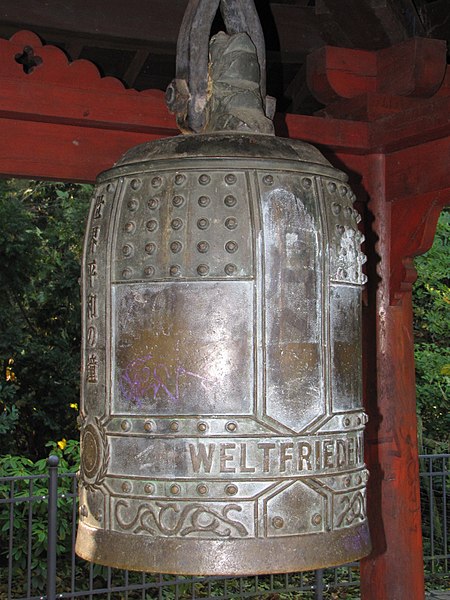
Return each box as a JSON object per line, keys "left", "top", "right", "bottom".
{"left": 76, "top": 0, "right": 371, "bottom": 575}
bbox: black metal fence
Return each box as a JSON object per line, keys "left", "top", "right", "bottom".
{"left": 1, "top": 454, "right": 448, "bottom": 600}
{"left": 420, "top": 454, "right": 449, "bottom": 587}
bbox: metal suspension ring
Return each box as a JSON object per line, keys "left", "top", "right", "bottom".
{"left": 166, "top": 0, "right": 267, "bottom": 133}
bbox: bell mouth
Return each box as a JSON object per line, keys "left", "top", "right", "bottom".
{"left": 76, "top": 520, "right": 371, "bottom": 576}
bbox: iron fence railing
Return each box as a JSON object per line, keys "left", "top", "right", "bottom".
{"left": 1, "top": 454, "right": 448, "bottom": 600}
{"left": 420, "top": 454, "right": 449, "bottom": 586}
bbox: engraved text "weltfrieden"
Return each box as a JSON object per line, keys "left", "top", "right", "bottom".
{"left": 188, "top": 435, "right": 363, "bottom": 476}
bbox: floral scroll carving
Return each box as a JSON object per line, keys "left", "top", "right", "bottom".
{"left": 115, "top": 500, "right": 249, "bottom": 538}
{"left": 336, "top": 491, "right": 366, "bottom": 528}
{"left": 79, "top": 415, "right": 110, "bottom": 492}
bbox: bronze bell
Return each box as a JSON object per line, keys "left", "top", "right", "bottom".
{"left": 76, "top": 0, "right": 371, "bottom": 575}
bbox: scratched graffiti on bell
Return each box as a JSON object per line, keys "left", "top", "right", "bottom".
{"left": 120, "top": 353, "right": 210, "bottom": 407}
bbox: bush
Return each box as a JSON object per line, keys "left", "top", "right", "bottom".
{"left": 413, "top": 209, "right": 450, "bottom": 452}
{"left": 0, "top": 180, "right": 91, "bottom": 459}
{"left": 0, "top": 440, "right": 79, "bottom": 595}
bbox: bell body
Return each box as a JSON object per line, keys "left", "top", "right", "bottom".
{"left": 76, "top": 133, "right": 370, "bottom": 575}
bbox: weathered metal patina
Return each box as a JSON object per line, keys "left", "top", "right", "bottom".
{"left": 76, "top": 0, "right": 370, "bottom": 575}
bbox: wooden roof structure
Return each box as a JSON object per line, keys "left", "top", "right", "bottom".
{"left": 0, "top": 0, "right": 449, "bottom": 113}
{"left": 0, "top": 2, "right": 449, "bottom": 599}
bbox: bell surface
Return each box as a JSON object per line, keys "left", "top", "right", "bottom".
{"left": 75, "top": 132, "right": 371, "bottom": 575}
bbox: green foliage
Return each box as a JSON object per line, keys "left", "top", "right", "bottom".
{"left": 0, "top": 441, "right": 80, "bottom": 595}
{"left": 413, "top": 208, "right": 450, "bottom": 452}
{"left": 0, "top": 180, "right": 92, "bottom": 458}
{"left": 0, "top": 404, "right": 19, "bottom": 434}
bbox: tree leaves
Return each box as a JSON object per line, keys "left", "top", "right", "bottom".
{"left": 0, "top": 180, "right": 92, "bottom": 458}
{"left": 413, "top": 208, "right": 450, "bottom": 451}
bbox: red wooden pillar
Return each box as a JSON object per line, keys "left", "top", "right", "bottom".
{"left": 361, "top": 155, "right": 423, "bottom": 600}
{"left": 306, "top": 40, "right": 450, "bottom": 599}
{"left": 0, "top": 29, "right": 450, "bottom": 600}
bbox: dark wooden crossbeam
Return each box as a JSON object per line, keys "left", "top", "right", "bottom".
{"left": 315, "top": 0, "right": 425, "bottom": 48}
{"left": 0, "top": 0, "right": 429, "bottom": 54}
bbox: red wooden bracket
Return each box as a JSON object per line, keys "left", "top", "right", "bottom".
{"left": 308, "top": 38, "right": 447, "bottom": 119}
{"left": 389, "top": 189, "right": 449, "bottom": 305}
{"left": 307, "top": 46, "right": 377, "bottom": 104}
{"left": 385, "top": 133, "right": 450, "bottom": 305}
{"left": 376, "top": 38, "right": 447, "bottom": 98}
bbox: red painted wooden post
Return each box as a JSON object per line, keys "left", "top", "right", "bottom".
{"left": 0, "top": 30, "right": 449, "bottom": 599}
{"left": 307, "top": 43, "right": 450, "bottom": 600}
{"left": 360, "top": 164, "right": 448, "bottom": 600}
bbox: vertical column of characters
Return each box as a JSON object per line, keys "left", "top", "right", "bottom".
{"left": 78, "top": 181, "right": 121, "bottom": 535}
{"left": 86, "top": 193, "right": 102, "bottom": 385}
{"left": 81, "top": 184, "right": 112, "bottom": 418}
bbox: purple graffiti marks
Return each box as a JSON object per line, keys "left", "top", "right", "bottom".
{"left": 119, "top": 353, "right": 209, "bottom": 407}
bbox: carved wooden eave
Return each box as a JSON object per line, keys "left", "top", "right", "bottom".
{"left": 0, "top": 31, "right": 178, "bottom": 181}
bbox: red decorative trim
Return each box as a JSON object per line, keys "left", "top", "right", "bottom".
{"left": 0, "top": 30, "right": 178, "bottom": 135}
{"left": 5, "top": 30, "right": 138, "bottom": 93}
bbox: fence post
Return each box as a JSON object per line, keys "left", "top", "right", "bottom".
{"left": 314, "top": 569, "right": 324, "bottom": 600}
{"left": 47, "top": 455, "right": 59, "bottom": 600}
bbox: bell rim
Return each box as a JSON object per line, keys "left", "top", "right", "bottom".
{"left": 76, "top": 519, "right": 371, "bottom": 576}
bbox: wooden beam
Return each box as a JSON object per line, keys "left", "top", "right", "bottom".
{"left": 0, "top": 117, "right": 154, "bottom": 182}
{"left": 0, "top": 0, "right": 186, "bottom": 46}
{"left": 307, "top": 38, "right": 446, "bottom": 106}
{"left": 370, "top": 94, "right": 450, "bottom": 152}
{"left": 0, "top": 1, "right": 328, "bottom": 56}
{"left": 282, "top": 113, "right": 370, "bottom": 152}
{"left": 2, "top": 32, "right": 448, "bottom": 163}
{"left": 315, "top": 0, "right": 424, "bottom": 49}
{"left": 384, "top": 136, "right": 450, "bottom": 202}
{"left": 284, "top": 63, "right": 311, "bottom": 113}
{"left": 315, "top": 91, "right": 450, "bottom": 145}
{"left": 3, "top": 31, "right": 449, "bottom": 173}
{"left": 122, "top": 48, "right": 151, "bottom": 88}
{"left": 358, "top": 154, "right": 425, "bottom": 600}
{"left": 0, "top": 77, "right": 176, "bottom": 134}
